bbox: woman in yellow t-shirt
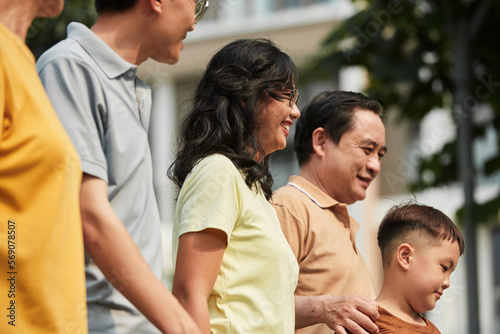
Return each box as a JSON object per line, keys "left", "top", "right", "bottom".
{"left": 169, "top": 38, "right": 300, "bottom": 333}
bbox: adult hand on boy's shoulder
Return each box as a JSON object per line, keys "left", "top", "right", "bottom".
{"left": 319, "top": 294, "right": 379, "bottom": 334}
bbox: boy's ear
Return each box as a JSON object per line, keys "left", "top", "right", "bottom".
{"left": 311, "top": 127, "right": 327, "bottom": 157}
{"left": 396, "top": 243, "right": 414, "bottom": 271}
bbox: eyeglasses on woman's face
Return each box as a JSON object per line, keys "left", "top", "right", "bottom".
{"left": 194, "top": 0, "right": 209, "bottom": 23}
{"left": 281, "top": 89, "right": 299, "bottom": 108}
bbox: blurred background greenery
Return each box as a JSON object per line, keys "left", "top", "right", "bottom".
{"left": 304, "top": 0, "right": 500, "bottom": 226}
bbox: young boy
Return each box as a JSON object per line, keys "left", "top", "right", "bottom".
{"left": 376, "top": 202, "right": 465, "bottom": 333}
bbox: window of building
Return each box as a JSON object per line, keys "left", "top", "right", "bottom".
{"left": 264, "top": 0, "right": 337, "bottom": 13}
{"left": 201, "top": 0, "right": 337, "bottom": 22}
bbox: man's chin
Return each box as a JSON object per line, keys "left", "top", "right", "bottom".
{"left": 151, "top": 51, "right": 180, "bottom": 66}
{"left": 353, "top": 191, "right": 367, "bottom": 203}
{"left": 161, "top": 56, "right": 179, "bottom": 65}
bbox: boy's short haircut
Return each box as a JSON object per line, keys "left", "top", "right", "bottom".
{"left": 377, "top": 202, "right": 465, "bottom": 269}
{"left": 95, "top": 0, "right": 139, "bottom": 14}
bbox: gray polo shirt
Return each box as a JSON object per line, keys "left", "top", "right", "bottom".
{"left": 37, "top": 22, "right": 162, "bottom": 334}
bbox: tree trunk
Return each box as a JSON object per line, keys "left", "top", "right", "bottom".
{"left": 452, "top": 18, "right": 480, "bottom": 334}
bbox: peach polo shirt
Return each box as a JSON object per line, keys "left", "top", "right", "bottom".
{"left": 272, "top": 175, "right": 376, "bottom": 334}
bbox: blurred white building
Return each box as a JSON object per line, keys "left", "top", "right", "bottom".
{"left": 138, "top": 1, "right": 500, "bottom": 333}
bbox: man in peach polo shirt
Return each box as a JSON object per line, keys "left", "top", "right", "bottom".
{"left": 272, "top": 91, "right": 387, "bottom": 334}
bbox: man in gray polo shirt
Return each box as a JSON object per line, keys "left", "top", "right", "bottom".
{"left": 37, "top": 1, "right": 208, "bottom": 333}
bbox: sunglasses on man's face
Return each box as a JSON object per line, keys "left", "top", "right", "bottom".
{"left": 195, "top": 0, "right": 209, "bottom": 23}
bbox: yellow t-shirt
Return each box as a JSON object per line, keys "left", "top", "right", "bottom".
{"left": 173, "top": 154, "right": 298, "bottom": 333}
{"left": 0, "top": 23, "right": 87, "bottom": 333}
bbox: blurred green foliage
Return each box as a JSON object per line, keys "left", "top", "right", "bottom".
{"left": 27, "top": 0, "right": 96, "bottom": 59}
{"left": 304, "top": 0, "right": 500, "bottom": 225}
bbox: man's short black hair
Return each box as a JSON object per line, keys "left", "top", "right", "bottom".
{"left": 94, "top": 0, "right": 139, "bottom": 14}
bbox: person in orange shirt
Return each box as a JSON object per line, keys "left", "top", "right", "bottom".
{"left": 0, "top": 0, "right": 87, "bottom": 332}
{"left": 272, "top": 91, "right": 386, "bottom": 334}
{"left": 375, "top": 202, "right": 465, "bottom": 333}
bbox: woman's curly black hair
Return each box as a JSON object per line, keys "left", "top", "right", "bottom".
{"left": 168, "top": 38, "right": 298, "bottom": 200}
